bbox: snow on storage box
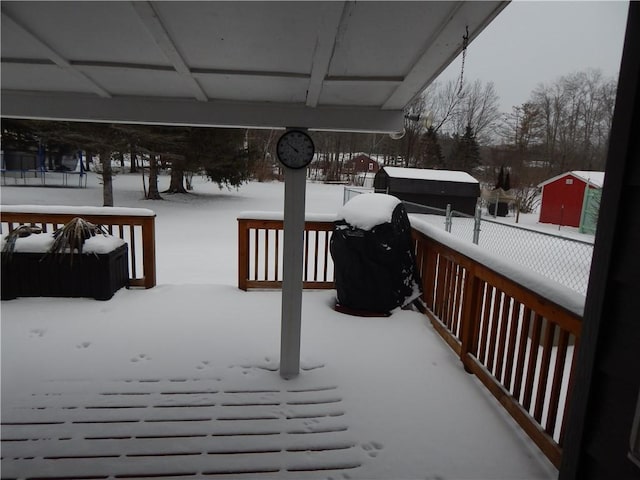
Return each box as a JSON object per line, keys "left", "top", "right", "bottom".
{"left": 373, "top": 166, "right": 480, "bottom": 215}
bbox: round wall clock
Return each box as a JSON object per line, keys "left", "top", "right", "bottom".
{"left": 276, "top": 129, "right": 315, "bottom": 169}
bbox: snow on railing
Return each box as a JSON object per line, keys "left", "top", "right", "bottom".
{"left": 1, "top": 205, "right": 156, "bottom": 288}
{"left": 411, "top": 218, "right": 582, "bottom": 468}
{"left": 237, "top": 212, "right": 584, "bottom": 468}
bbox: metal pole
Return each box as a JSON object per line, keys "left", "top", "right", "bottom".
{"left": 473, "top": 204, "right": 481, "bottom": 245}
{"left": 445, "top": 203, "right": 452, "bottom": 232}
{"left": 279, "top": 166, "right": 307, "bottom": 379}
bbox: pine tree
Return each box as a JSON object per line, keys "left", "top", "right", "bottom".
{"left": 449, "top": 124, "right": 481, "bottom": 172}
{"left": 420, "top": 126, "right": 444, "bottom": 168}
{"left": 184, "top": 127, "right": 250, "bottom": 189}
{"left": 495, "top": 165, "right": 505, "bottom": 190}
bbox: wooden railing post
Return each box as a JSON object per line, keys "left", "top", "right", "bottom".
{"left": 141, "top": 216, "right": 156, "bottom": 289}
{"left": 423, "top": 243, "right": 437, "bottom": 311}
{"left": 460, "top": 268, "right": 481, "bottom": 373}
{"left": 237, "top": 218, "right": 249, "bottom": 291}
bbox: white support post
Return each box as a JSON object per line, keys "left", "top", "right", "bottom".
{"left": 279, "top": 166, "right": 307, "bottom": 379}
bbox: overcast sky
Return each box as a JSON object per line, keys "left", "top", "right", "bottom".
{"left": 436, "top": 0, "right": 629, "bottom": 112}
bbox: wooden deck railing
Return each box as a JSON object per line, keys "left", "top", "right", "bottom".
{"left": 1, "top": 206, "right": 156, "bottom": 288}
{"left": 411, "top": 218, "right": 582, "bottom": 468}
{"left": 238, "top": 213, "right": 584, "bottom": 468}
{"left": 237, "top": 212, "right": 336, "bottom": 291}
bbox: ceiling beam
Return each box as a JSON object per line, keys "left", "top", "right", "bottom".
{"left": 1, "top": 91, "right": 405, "bottom": 134}
{"left": 1, "top": 57, "right": 404, "bottom": 86}
{"left": 1, "top": 58, "right": 312, "bottom": 79}
{"left": 382, "top": 1, "right": 508, "bottom": 110}
{"left": 131, "top": 1, "right": 208, "bottom": 102}
{"left": 0, "top": 7, "right": 111, "bottom": 98}
{"left": 305, "top": 2, "right": 351, "bottom": 108}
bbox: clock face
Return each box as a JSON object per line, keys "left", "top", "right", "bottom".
{"left": 276, "top": 130, "right": 315, "bottom": 169}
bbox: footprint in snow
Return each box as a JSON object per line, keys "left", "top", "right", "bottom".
{"left": 196, "top": 360, "right": 211, "bottom": 370}
{"left": 362, "top": 441, "right": 384, "bottom": 458}
{"left": 29, "top": 328, "right": 46, "bottom": 338}
{"left": 131, "top": 353, "right": 151, "bottom": 363}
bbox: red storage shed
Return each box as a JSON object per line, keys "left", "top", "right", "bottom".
{"left": 538, "top": 171, "right": 605, "bottom": 227}
{"left": 350, "top": 154, "right": 380, "bottom": 174}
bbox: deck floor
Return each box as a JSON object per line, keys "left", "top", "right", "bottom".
{"left": 1, "top": 285, "right": 558, "bottom": 479}
{"left": 2, "top": 371, "right": 361, "bottom": 479}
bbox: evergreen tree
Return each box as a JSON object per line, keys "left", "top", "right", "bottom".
{"left": 449, "top": 124, "right": 481, "bottom": 172}
{"left": 495, "top": 165, "right": 505, "bottom": 189}
{"left": 184, "top": 127, "right": 250, "bottom": 190}
{"left": 420, "top": 126, "right": 444, "bottom": 168}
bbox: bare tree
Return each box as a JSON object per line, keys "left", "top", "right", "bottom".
{"left": 420, "top": 79, "right": 464, "bottom": 134}
{"left": 498, "top": 102, "right": 545, "bottom": 153}
{"left": 528, "top": 69, "right": 616, "bottom": 174}
{"left": 451, "top": 80, "right": 501, "bottom": 144}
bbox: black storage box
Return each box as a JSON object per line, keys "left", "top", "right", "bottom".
{"left": 488, "top": 202, "right": 509, "bottom": 217}
{"left": 1, "top": 244, "right": 129, "bottom": 301}
{"left": 330, "top": 201, "right": 422, "bottom": 315}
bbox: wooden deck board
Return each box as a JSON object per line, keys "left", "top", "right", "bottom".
{"left": 1, "top": 373, "right": 362, "bottom": 479}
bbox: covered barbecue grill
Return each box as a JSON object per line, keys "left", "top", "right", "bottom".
{"left": 330, "top": 193, "right": 422, "bottom": 315}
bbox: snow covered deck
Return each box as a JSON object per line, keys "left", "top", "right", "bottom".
{"left": 1, "top": 286, "right": 557, "bottom": 479}
{"left": 1, "top": 175, "right": 559, "bottom": 479}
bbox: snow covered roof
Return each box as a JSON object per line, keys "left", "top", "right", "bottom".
{"left": 381, "top": 167, "right": 479, "bottom": 184}
{"left": 538, "top": 171, "right": 605, "bottom": 188}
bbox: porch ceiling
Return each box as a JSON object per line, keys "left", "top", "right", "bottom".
{"left": 1, "top": 1, "right": 507, "bottom": 133}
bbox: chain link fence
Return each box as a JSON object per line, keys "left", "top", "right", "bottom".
{"left": 342, "top": 187, "right": 594, "bottom": 295}
{"left": 407, "top": 202, "right": 594, "bottom": 295}
{"left": 343, "top": 186, "right": 374, "bottom": 204}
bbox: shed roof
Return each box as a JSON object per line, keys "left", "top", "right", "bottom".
{"left": 381, "top": 167, "right": 479, "bottom": 184}
{"left": 538, "top": 171, "right": 605, "bottom": 189}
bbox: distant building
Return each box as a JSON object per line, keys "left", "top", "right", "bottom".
{"left": 349, "top": 154, "right": 380, "bottom": 174}
{"left": 373, "top": 166, "right": 480, "bottom": 215}
{"left": 538, "top": 171, "right": 605, "bottom": 228}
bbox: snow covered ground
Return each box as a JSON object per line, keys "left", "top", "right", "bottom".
{"left": 1, "top": 173, "right": 558, "bottom": 479}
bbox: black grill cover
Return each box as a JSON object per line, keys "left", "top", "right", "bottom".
{"left": 330, "top": 202, "right": 422, "bottom": 314}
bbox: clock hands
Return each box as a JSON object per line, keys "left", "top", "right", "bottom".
{"left": 285, "top": 141, "right": 299, "bottom": 153}
{"left": 276, "top": 129, "right": 314, "bottom": 169}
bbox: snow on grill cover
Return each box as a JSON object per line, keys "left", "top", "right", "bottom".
{"left": 330, "top": 194, "right": 422, "bottom": 314}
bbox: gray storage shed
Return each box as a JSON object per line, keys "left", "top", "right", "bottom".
{"left": 374, "top": 167, "right": 480, "bottom": 215}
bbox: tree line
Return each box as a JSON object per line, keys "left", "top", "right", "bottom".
{"left": 252, "top": 68, "right": 616, "bottom": 190}
{"left": 1, "top": 121, "right": 251, "bottom": 206}
{"left": 1, "top": 67, "right": 617, "bottom": 206}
